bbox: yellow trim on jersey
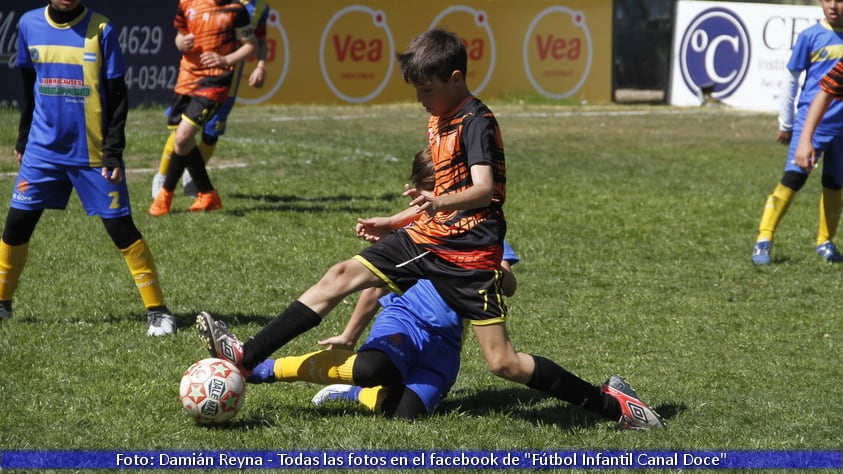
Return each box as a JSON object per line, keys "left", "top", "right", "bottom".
{"left": 352, "top": 255, "right": 402, "bottom": 295}
{"left": 83, "top": 15, "right": 107, "bottom": 168}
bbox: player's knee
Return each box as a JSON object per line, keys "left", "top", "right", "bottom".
{"left": 2, "top": 208, "right": 42, "bottom": 245}
{"left": 781, "top": 171, "right": 808, "bottom": 191}
{"left": 353, "top": 350, "right": 401, "bottom": 386}
{"left": 821, "top": 174, "right": 842, "bottom": 190}
{"left": 485, "top": 354, "right": 526, "bottom": 382}
{"left": 102, "top": 216, "right": 142, "bottom": 249}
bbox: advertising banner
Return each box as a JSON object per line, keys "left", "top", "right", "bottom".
{"left": 670, "top": 1, "right": 825, "bottom": 111}
{"left": 0, "top": 1, "right": 612, "bottom": 107}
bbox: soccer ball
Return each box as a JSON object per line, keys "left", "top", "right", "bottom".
{"left": 179, "top": 358, "right": 246, "bottom": 424}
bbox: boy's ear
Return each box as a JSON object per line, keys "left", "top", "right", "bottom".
{"left": 449, "top": 69, "right": 464, "bottom": 85}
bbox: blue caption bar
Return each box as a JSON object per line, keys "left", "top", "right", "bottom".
{"left": 1, "top": 450, "right": 840, "bottom": 469}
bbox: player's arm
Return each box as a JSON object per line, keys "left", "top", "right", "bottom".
{"left": 795, "top": 90, "right": 835, "bottom": 171}
{"left": 796, "top": 59, "right": 843, "bottom": 170}
{"left": 777, "top": 68, "right": 800, "bottom": 144}
{"left": 356, "top": 206, "right": 419, "bottom": 243}
{"left": 317, "top": 287, "right": 388, "bottom": 350}
{"left": 406, "top": 164, "right": 494, "bottom": 215}
{"left": 226, "top": 9, "right": 257, "bottom": 66}
{"left": 100, "top": 75, "right": 128, "bottom": 182}
{"left": 15, "top": 67, "right": 35, "bottom": 164}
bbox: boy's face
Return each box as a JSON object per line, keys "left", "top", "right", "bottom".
{"left": 412, "top": 71, "right": 464, "bottom": 117}
{"left": 821, "top": 0, "right": 843, "bottom": 28}
{"left": 50, "top": 0, "right": 82, "bottom": 11}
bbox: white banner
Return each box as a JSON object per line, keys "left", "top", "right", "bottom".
{"left": 670, "top": 1, "right": 824, "bottom": 111}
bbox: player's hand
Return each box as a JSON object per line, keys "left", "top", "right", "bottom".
{"left": 776, "top": 130, "right": 792, "bottom": 145}
{"left": 793, "top": 142, "right": 817, "bottom": 172}
{"left": 248, "top": 66, "right": 265, "bottom": 88}
{"left": 404, "top": 184, "right": 436, "bottom": 218}
{"left": 356, "top": 217, "right": 393, "bottom": 242}
{"left": 101, "top": 167, "right": 123, "bottom": 183}
{"left": 200, "top": 52, "right": 229, "bottom": 69}
{"left": 14, "top": 150, "right": 22, "bottom": 167}
{"left": 181, "top": 33, "right": 195, "bottom": 52}
{"left": 317, "top": 334, "right": 355, "bottom": 351}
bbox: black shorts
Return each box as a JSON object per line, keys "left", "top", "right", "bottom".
{"left": 167, "top": 94, "right": 220, "bottom": 130}
{"left": 356, "top": 229, "right": 507, "bottom": 325}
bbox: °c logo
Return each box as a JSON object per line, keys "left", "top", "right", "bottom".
{"left": 429, "top": 6, "right": 496, "bottom": 96}
{"left": 678, "top": 7, "right": 751, "bottom": 100}
{"left": 320, "top": 6, "right": 394, "bottom": 104}
{"left": 523, "top": 7, "right": 592, "bottom": 99}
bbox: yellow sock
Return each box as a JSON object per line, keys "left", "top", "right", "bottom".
{"left": 357, "top": 386, "right": 388, "bottom": 413}
{"left": 0, "top": 241, "right": 28, "bottom": 301}
{"left": 817, "top": 187, "right": 843, "bottom": 245}
{"left": 158, "top": 131, "right": 176, "bottom": 175}
{"left": 120, "top": 239, "right": 165, "bottom": 309}
{"left": 757, "top": 183, "right": 795, "bottom": 242}
{"left": 275, "top": 350, "right": 356, "bottom": 384}
{"left": 198, "top": 139, "right": 216, "bottom": 164}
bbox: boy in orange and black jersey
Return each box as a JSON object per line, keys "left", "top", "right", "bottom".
{"left": 149, "top": 0, "right": 255, "bottom": 216}
{"left": 196, "top": 29, "right": 664, "bottom": 430}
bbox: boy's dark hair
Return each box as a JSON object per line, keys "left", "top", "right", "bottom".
{"left": 409, "top": 146, "right": 435, "bottom": 191}
{"left": 396, "top": 29, "right": 467, "bottom": 84}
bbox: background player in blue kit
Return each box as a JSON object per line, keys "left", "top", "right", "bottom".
{"left": 752, "top": 0, "right": 843, "bottom": 265}
{"left": 151, "top": 0, "right": 269, "bottom": 199}
{"left": 2, "top": 0, "right": 175, "bottom": 336}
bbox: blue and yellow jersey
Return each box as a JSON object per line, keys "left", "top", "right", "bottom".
{"left": 16, "top": 6, "right": 124, "bottom": 168}
{"left": 790, "top": 19, "right": 843, "bottom": 135}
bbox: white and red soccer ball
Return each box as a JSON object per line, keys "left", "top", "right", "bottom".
{"left": 179, "top": 358, "right": 245, "bottom": 424}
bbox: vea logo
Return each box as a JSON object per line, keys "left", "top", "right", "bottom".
{"left": 678, "top": 7, "right": 751, "bottom": 99}
{"left": 429, "top": 6, "right": 496, "bottom": 95}
{"left": 320, "top": 6, "right": 394, "bottom": 103}
{"left": 522, "top": 7, "right": 592, "bottom": 99}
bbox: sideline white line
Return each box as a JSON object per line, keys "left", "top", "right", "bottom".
{"left": 0, "top": 162, "right": 248, "bottom": 179}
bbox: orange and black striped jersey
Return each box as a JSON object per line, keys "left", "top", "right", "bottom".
{"left": 174, "top": 0, "right": 254, "bottom": 101}
{"left": 820, "top": 59, "right": 843, "bottom": 98}
{"left": 406, "top": 97, "right": 506, "bottom": 270}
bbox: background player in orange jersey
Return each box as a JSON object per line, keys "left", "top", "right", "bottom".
{"left": 149, "top": 0, "right": 255, "bottom": 216}
{"left": 151, "top": 0, "right": 270, "bottom": 199}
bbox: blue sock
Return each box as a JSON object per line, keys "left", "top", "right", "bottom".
{"left": 247, "top": 358, "right": 276, "bottom": 384}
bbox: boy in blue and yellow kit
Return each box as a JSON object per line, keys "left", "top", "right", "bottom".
{"left": 3, "top": 0, "right": 175, "bottom": 335}
{"left": 752, "top": 0, "right": 843, "bottom": 265}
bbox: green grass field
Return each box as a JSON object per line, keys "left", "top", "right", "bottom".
{"left": 0, "top": 102, "right": 841, "bottom": 472}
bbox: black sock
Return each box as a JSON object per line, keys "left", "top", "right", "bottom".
{"left": 526, "top": 354, "right": 621, "bottom": 421}
{"left": 242, "top": 301, "right": 322, "bottom": 370}
{"left": 163, "top": 152, "right": 187, "bottom": 191}
{"left": 183, "top": 146, "right": 214, "bottom": 193}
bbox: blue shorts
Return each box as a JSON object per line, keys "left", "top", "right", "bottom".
{"left": 11, "top": 160, "right": 132, "bottom": 218}
{"left": 785, "top": 130, "right": 843, "bottom": 185}
{"left": 359, "top": 306, "right": 462, "bottom": 414}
